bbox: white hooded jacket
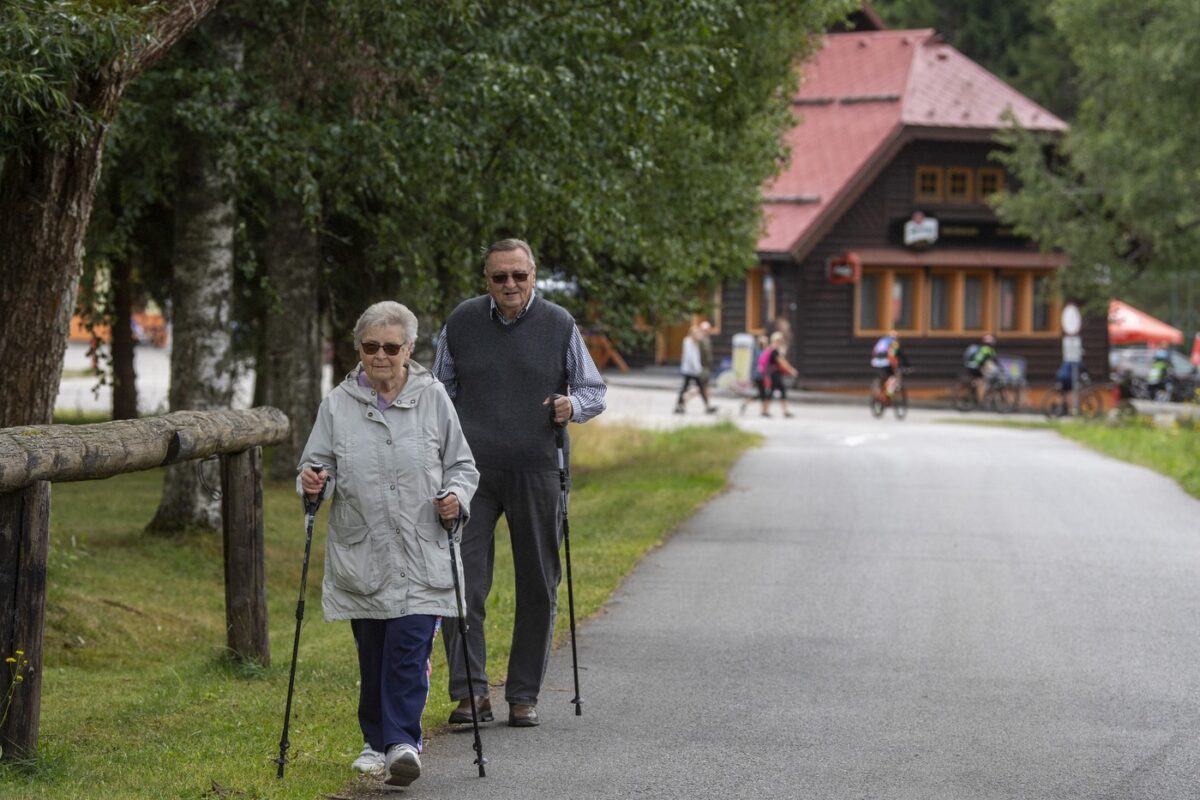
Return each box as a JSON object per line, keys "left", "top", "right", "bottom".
{"left": 297, "top": 361, "right": 479, "bottom": 621}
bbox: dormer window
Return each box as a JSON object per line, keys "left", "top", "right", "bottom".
{"left": 977, "top": 168, "right": 1004, "bottom": 200}
{"left": 914, "top": 166, "right": 943, "bottom": 203}
{"left": 946, "top": 167, "right": 973, "bottom": 203}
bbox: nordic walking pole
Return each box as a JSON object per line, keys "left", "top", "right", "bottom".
{"left": 550, "top": 396, "right": 583, "bottom": 716}
{"left": 438, "top": 496, "right": 487, "bottom": 777}
{"left": 276, "top": 463, "right": 326, "bottom": 779}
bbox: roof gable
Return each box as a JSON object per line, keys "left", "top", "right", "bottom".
{"left": 760, "top": 30, "right": 1067, "bottom": 257}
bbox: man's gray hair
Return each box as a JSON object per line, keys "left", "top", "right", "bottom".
{"left": 482, "top": 238, "right": 536, "bottom": 271}
{"left": 353, "top": 301, "right": 418, "bottom": 349}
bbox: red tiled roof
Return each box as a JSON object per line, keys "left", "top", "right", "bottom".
{"left": 759, "top": 30, "right": 1067, "bottom": 256}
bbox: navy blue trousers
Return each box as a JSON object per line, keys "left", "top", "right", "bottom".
{"left": 351, "top": 615, "right": 437, "bottom": 752}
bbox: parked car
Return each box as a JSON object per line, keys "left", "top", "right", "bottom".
{"left": 1109, "top": 346, "right": 1200, "bottom": 402}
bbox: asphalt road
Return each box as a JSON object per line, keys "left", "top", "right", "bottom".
{"left": 403, "top": 396, "right": 1200, "bottom": 800}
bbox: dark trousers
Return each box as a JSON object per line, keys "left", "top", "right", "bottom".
{"left": 443, "top": 467, "right": 562, "bottom": 706}
{"left": 352, "top": 615, "right": 437, "bottom": 752}
{"left": 676, "top": 374, "right": 710, "bottom": 406}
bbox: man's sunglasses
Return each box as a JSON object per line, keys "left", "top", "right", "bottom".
{"left": 361, "top": 341, "right": 406, "bottom": 356}
{"left": 489, "top": 271, "right": 530, "bottom": 285}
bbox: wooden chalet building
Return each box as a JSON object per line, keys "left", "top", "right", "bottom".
{"left": 710, "top": 26, "right": 1107, "bottom": 386}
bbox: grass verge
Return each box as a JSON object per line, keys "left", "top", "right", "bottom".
{"left": 0, "top": 421, "right": 756, "bottom": 799}
{"left": 1054, "top": 417, "right": 1200, "bottom": 500}
{"left": 939, "top": 415, "right": 1200, "bottom": 500}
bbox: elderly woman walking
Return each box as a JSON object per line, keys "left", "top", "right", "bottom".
{"left": 298, "top": 300, "right": 478, "bottom": 788}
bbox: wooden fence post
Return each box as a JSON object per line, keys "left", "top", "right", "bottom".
{"left": 220, "top": 448, "right": 269, "bottom": 666}
{"left": 0, "top": 482, "right": 50, "bottom": 761}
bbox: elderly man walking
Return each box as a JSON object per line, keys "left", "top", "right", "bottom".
{"left": 434, "top": 238, "right": 607, "bottom": 727}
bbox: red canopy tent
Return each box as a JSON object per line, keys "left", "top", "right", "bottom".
{"left": 1108, "top": 299, "right": 1184, "bottom": 346}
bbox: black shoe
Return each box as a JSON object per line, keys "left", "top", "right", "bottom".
{"left": 508, "top": 703, "right": 540, "bottom": 727}
{"left": 448, "top": 696, "right": 493, "bottom": 724}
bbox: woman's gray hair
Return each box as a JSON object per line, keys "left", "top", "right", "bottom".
{"left": 482, "top": 238, "right": 536, "bottom": 271}
{"left": 353, "top": 301, "right": 418, "bottom": 349}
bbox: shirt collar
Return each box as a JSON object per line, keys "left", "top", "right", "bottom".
{"left": 489, "top": 289, "right": 538, "bottom": 324}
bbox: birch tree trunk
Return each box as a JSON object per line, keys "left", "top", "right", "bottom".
{"left": 147, "top": 17, "right": 243, "bottom": 535}
{"left": 264, "top": 199, "right": 323, "bottom": 480}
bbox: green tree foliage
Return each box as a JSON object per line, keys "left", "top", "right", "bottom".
{"left": 992, "top": 0, "right": 1200, "bottom": 329}
{"left": 95, "top": 0, "right": 854, "bottom": 362}
{"left": 868, "top": 0, "right": 1077, "bottom": 119}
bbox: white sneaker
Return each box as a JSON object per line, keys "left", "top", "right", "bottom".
{"left": 385, "top": 743, "right": 421, "bottom": 787}
{"left": 351, "top": 742, "right": 385, "bottom": 777}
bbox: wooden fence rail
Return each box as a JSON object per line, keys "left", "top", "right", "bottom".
{"left": 0, "top": 408, "right": 289, "bottom": 762}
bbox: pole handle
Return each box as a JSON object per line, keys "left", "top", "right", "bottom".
{"left": 303, "top": 463, "right": 328, "bottom": 516}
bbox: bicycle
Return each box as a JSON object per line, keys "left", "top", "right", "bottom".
{"left": 1041, "top": 370, "right": 1102, "bottom": 419}
{"left": 870, "top": 368, "right": 909, "bottom": 420}
{"left": 953, "top": 370, "right": 1019, "bottom": 413}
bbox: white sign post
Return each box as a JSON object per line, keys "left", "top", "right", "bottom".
{"left": 1061, "top": 304, "right": 1082, "bottom": 415}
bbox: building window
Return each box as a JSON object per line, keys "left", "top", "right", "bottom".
{"left": 946, "top": 167, "right": 973, "bottom": 203}
{"left": 859, "top": 272, "right": 881, "bottom": 330}
{"left": 997, "top": 275, "right": 1020, "bottom": 331}
{"left": 915, "top": 166, "right": 943, "bottom": 203}
{"left": 963, "top": 273, "right": 987, "bottom": 332}
{"left": 1032, "top": 275, "right": 1055, "bottom": 332}
{"left": 977, "top": 168, "right": 1005, "bottom": 200}
{"left": 929, "top": 273, "right": 953, "bottom": 330}
{"left": 856, "top": 268, "right": 921, "bottom": 335}
{"left": 892, "top": 272, "right": 916, "bottom": 330}
{"left": 745, "top": 267, "right": 776, "bottom": 333}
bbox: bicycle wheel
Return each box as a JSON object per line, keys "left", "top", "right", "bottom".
{"left": 1078, "top": 388, "right": 1102, "bottom": 418}
{"left": 1041, "top": 390, "right": 1067, "bottom": 419}
{"left": 892, "top": 386, "right": 908, "bottom": 420}
{"left": 989, "top": 384, "right": 1019, "bottom": 413}
{"left": 869, "top": 379, "right": 885, "bottom": 417}
{"left": 953, "top": 382, "right": 975, "bottom": 412}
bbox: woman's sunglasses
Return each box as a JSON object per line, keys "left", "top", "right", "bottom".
{"left": 361, "top": 340, "right": 406, "bottom": 356}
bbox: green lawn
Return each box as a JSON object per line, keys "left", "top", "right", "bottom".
{"left": 1055, "top": 417, "right": 1200, "bottom": 500}
{"left": 0, "top": 421, "right": 756, "bottom": 799}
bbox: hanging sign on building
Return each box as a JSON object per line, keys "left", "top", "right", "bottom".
{"left": 826, "top": 252, "right": 862, "bottom": 284}
{"left": 903, "top": 210, "right": 939, "bottom": 248}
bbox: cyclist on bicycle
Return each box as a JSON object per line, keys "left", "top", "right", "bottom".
{"left": 964, "top": 333, "right": 998, "bottom": 380}
{"left": 1147, "top": 349, "right": 1175, "bottom": 399}
{"left": 871, "top": 330, "right": 908, "bottom": 396}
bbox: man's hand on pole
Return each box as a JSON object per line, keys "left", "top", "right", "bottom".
{"left": 544, "top": 394, "right": 571, "bottom": 425}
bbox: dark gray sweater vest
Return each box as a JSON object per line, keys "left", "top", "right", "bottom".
{"left": 444, "top": 295, "right": 574, "bottom": 471}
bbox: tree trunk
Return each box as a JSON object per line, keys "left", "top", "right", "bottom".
{"left": 0, "top": 0, "right": 220, "bottom": 430}
{"left": 264, "top": 199, "right": 323, "bottom": 480}
{"left": 0, "top": 134, "right": 111, "bottom": 428}
{"left": 111, "top": 256, "right": 139, "bottom": 420}
{"left": 147, "top": 17, "right": 243, "bottom": 535}
{"left": 146, "top": 128, "right": 239, "bottom": 534}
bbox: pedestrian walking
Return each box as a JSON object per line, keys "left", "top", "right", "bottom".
{"left": 674, "top": 320, "right": 718, "bottom": 414}
{"left": 434, "top": 238, "right": 607, "bottom": 728}
{"left": 759, "top": 331, "right": 798, "bottom": 417}
{"left": 297, "top": 301, "right": 479, "bottom": 787}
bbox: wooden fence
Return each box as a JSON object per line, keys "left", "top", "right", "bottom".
{"left": 0, "top": 408, "right": 290, "bottom": 761}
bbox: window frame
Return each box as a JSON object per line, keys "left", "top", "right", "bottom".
{"left": 857, "top": 267, "right": 1058, "bottom": 339}
{"left": 854, "top": 267, "right": 923, "bottom": 337}
{"left": 745, "top": 267, "right": 776, "bottom": 334}
{"left": 946, "top": 167, "right": 974, "bottom": 204}
{"left": 977, "top": 167, "right": 1005, "bottom": 201}
{"left": 914, "top": 166, "right": 944, "bottom": 204}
